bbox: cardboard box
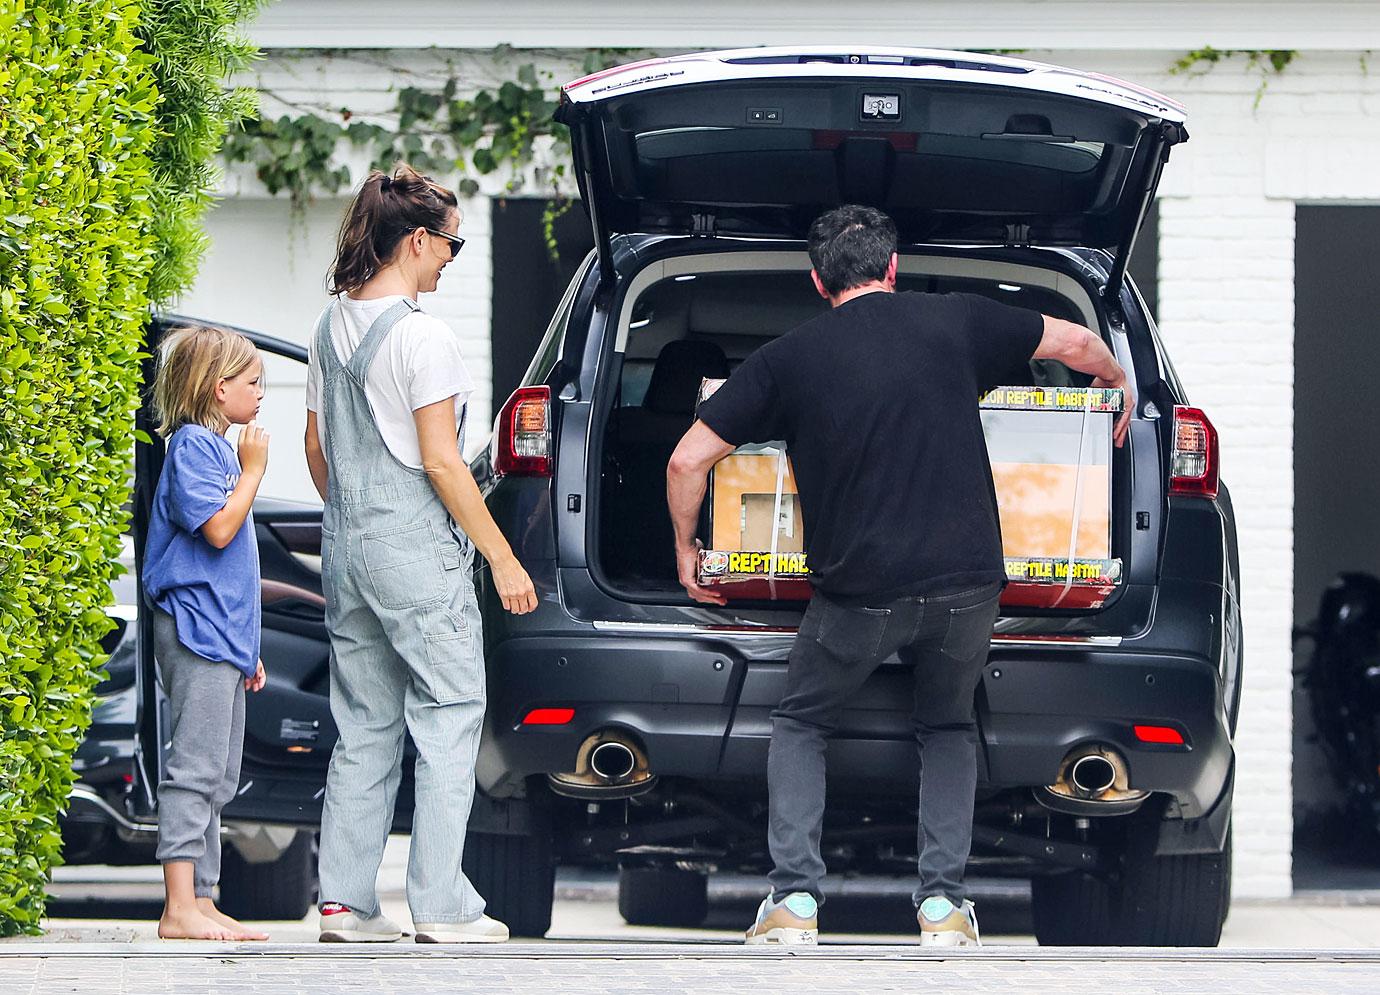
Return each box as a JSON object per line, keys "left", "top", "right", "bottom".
{"left": 979, "top": 385, "right": 1123, "bottom": 609}
{"left": 694, "top": 380, "right": 1124, "bottom": 606}
{"left": 710, "top": 451, "right": 803, "bottom": 553}
{"left": 697, "top": 446, "right": 812, "bottom": 597}
{"left": 695, "top": 379, "right": 811, "bottom": 596}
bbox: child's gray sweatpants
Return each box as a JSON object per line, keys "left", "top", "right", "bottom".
{"left": 152, "top": 607, "right": 246, "bottom": 897}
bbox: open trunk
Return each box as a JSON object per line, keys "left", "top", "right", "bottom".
{"left": 589, "top": 246, "right": 1140, "bottom": 623}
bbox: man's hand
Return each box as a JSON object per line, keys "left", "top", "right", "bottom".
{"left": 1034, "top": 317, "right": 1135, "bottom": 448}
{"left": 677, "top": 540, "right": 727, "bottom": 606}
{"left": 667, "top": 422, "right": 736, "bottom": 606}
{"left": 246, "top": 659, "right": 267, "bottom": 692}
{"left": 491, "top": 554, "right": 539, "bottom": 615}
{"left": 1091, "top": 374, "right": 1135, "bottom": 448}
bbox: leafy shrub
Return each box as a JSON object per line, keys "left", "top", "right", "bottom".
{"left": 0, "top": 0, "right": 159, "bottom": 935}
{"left": 135, "top": 0, "right": 262, "bottom": 302}
{"left": 0, "top": 0, "right": 260, "bottom": 935}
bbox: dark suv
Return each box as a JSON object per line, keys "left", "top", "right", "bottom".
{"left": 69, "top": 47, "right": 1239, "bottom": 944}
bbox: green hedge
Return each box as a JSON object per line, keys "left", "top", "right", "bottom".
{"left": 0, "top": 0, "right": 261, "bottom": 937}
{"left": 0, "top": 0, "right": 159, "bottom": 934}
{"left": 0, "top": 0, "right": 258, "bottom": 936}
{"left": 137, "top": 0, "right": 261, "bottom": 302}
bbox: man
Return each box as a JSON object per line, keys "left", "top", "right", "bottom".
{"left": 666, "top": 205, "right": 1133, "bottom": 946}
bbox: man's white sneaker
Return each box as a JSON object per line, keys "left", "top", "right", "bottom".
{"left": 318, "top": 903, "right": 403, "bottom": 942}
{"left": 414, "top": 914, "right": 510, "bottom": 943}
{"left": 744, "top": 892, "right": 819, "bottom": 945}
{"left": 917, "top": 895, "right": 981, "bottom": 947}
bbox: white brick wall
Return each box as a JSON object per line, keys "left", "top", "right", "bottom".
{"left": 190, "top": 49, "right": 588, "bottom": 461}
{"left": 1049, "top": 49, "right": 1377, "bottom": 899}
{"left": 186, "top": 40, "right": 1380, "bottom": 900}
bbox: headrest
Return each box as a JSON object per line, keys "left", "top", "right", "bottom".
{"left": 688, "top": 280, "right": 828, "bottom": 336}
{"left": 642, "top": 339, "right": 730, "bottom": 416}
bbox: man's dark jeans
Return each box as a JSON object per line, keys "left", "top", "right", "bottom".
{"left": 766, "top": 582, "right": 1002, "bottom": 908}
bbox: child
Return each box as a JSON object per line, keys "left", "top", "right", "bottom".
{"left": 144, "top": 325, "right": 271, "bottom": 941}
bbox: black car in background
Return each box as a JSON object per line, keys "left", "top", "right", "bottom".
{"left": 66, "top": 48, "right": 1240, "bottom": 944}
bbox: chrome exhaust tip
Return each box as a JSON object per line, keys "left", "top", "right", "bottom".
{"left": 548, "top": 731, "right": 657, "bottom": 800}
{"left": 1070, "top": 754, "right": 1118, "bottom": 795}
{"left": 1035, "top": 744, "right": 1149, "bottom": 815}
{"left": 589, "top": 741, "right": 637, "bottom": 781}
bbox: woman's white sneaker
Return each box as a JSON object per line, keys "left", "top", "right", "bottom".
{"left": 318, "top": 903, "right": 403, "bottom": 942}
{"left": 414, "top": 915, "right": 510, "bottom": 943}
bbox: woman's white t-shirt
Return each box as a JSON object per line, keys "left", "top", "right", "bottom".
{"left": 305, "top": 295, "right": 474, "bottom": 469}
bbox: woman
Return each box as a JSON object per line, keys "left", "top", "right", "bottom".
{"left": 304, "top": 164, "right": 537, "bottom": 944}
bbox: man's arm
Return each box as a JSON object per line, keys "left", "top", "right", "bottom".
{"left": 667, "top": 420, "right": 737, "bottom": 605}
{"left": 1033, "top": 316, "right": 1135, "bottom": 446}
{"left": 305, "top": 410, "right": 328, "bottom": 501}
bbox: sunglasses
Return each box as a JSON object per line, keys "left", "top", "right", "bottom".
{"left": 424, "top": 228, "right": 465, "bottom": 258}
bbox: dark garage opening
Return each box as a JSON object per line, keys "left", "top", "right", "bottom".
{"left": 489, "top": 198, "right": 595, "bottom": 421}
{"left": 1292, "top": 205, "right": 1380, "bottom": 888}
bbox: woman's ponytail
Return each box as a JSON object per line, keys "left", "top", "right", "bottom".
{"left": 327, "top": 164, "right": 459, "bottom": 296}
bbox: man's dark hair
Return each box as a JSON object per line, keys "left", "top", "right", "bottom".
{"left": 807, "top": 205, "right": 898, "bottom": 296}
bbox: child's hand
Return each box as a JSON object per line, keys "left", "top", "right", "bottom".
{"left": 238, "top": 422, "right": 270, "bottom": 478}
{"left": 246, "top": 658, "right": 267, "bottom": 692}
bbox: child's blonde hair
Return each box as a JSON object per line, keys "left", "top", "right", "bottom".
{"left": 152, "top": 325, "right": 260, "bottom": 438}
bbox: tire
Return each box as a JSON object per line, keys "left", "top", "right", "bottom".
{"left": 218, "top": 830, "right": 317, "bottom": 921}
{"left": 1030, "top": 871, "right": 1117, "bottom": 946}
{"left": 463, "top": 825, "right": 556, "bottom": 938}
{"left": 1032, "top": 828, "right": 1232, "bottom": 947}
{"left": 618, "top": 866, "right": 709, "bottom": 928}
{"left": 1118, "top": 829, "right": 1231, "bottom": 946}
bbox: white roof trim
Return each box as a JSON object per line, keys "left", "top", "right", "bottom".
{"left": 250, "top": 1, "right": 1380, "bottom": 52}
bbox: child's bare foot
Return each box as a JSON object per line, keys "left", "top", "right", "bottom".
{"left": 197, "top": 897, "right": 269, "bottom": 940}
{"left": 158, "top": 907, "right": 239, "bottom": 941}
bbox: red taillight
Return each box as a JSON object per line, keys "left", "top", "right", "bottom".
{"left": 494, "top": 386, "right": 552, "bottom": 478}
{"left": 1134, "top": 724, "right": 1186, "bottom": 745}
{"left": 1169, "top": 405, "right": 1219, "bottom": 499}
{"left": 522, "top": 707, "right": 574, "bottom": 726}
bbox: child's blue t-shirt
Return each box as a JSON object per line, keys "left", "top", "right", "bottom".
{"left": 143, "top": 424, "right": 261, "bottom": 678}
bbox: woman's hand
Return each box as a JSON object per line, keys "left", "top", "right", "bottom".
{"left": 246, "top": 659, "right": 267, "bottom": 692}
{"left": 490, "top": 554, "right": 538, "bottom": 615}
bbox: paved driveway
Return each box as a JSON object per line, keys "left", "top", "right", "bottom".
{"left": 5, "top": 944, "right": 1380, "bottom": 994}
{"left": 11, "top": 836, "right": 1380, "bottom": 992}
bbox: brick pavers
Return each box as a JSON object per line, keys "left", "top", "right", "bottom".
{"left": 4, "top": 945, "right": 1380, "bottom": 995}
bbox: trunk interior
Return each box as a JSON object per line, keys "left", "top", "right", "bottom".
{"left": 593, "top": 249, "right": 1115, "bottom": 612}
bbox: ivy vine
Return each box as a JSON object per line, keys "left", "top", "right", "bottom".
{"left": 221, "top": 48, "right": 635, "bottom": 259}
{"left": 1170, "top": 46, "right": 1298, "bottom": 110}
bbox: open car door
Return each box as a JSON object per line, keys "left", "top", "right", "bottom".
{"left": 128, "top": 319, "right": 364, "bottom": 826}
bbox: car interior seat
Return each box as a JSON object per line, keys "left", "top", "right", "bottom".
{"left": 603, "top": 339, "right": 730, "bottom": 583}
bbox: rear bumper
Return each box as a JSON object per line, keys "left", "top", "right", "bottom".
{"left": 480, "top": 633, "right": 1233, "bottom": 819}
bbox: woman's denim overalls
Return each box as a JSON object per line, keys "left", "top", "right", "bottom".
{"left": 314, "top": 298, "right": 487, "bottom": 924}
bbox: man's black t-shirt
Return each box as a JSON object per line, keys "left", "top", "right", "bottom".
{"left": 696, "top": 290, "right": 1044, "bottom": 600}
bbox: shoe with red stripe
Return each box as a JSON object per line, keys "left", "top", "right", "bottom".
{"left": 318, "top": 902, "right": 402, "bottom": 942}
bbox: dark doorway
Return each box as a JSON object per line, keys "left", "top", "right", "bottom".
{"left": 1292, "top": 205, "right": 1380, "bottom": 887}
{"left": 489, "top": 198, "right": 595, "bottom": 420}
